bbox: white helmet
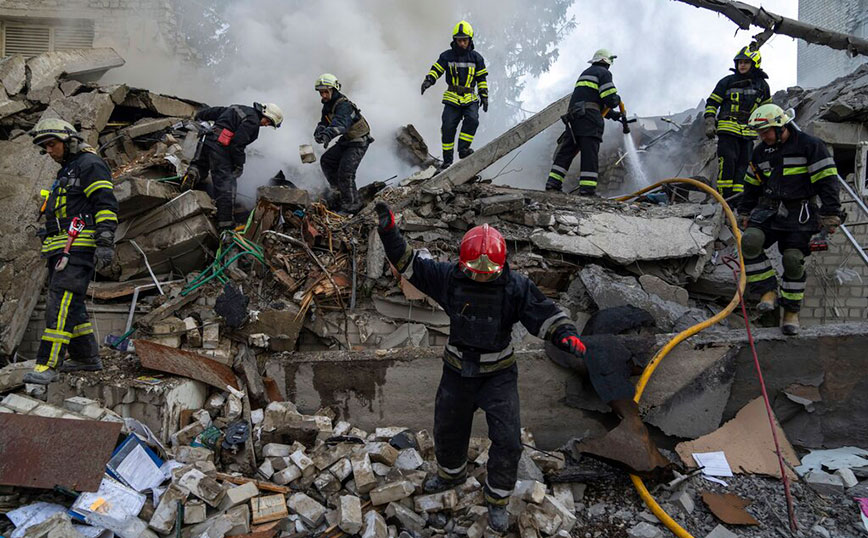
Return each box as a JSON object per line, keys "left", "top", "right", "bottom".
{"left": 588, "top": 48, "right": 616, "bottom": 66}
{"left": 260, "top": 102, "right": 283, "bottom": 128}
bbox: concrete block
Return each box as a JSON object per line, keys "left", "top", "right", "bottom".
{"left": 385, "top": 502, "right": 426, "bottom": 534}
{"left": 257, "top": 458, "right": 275, "bottom": 480}
{"left": 257, "top": 185, "right": 311, "bottom": 206}
{"left": 670, "top": 490, "right": 695, "bottom": 514}
{"left": 251, "top": 494, "right": 289, "bottom": 524}
{"left": 416, "top": 429, "right": 435, "bottom": 459}
{"left": 263, "top": 443, "right": 294, "bottom": 457}
{"left": 121, "top": 89, "right": 196, "bottom": 117}
{"left": 362, "top": 508, "right": 388, "bottom": 538}
{"left": 515, "top": 480, "right": 547, "bottom": 504}
{"left": 272, "top": 464, "right": 302, "bottom": 485}
{"left": 176, "top": 468, "right": 225, "bottom": 507}
{"left": 290, "top": 449, "right": 315, "bottom": 476}
{"left": 395, "top": 448, "right": 424, "bottom": 470}
{"left": 370, "top": 480, "right": 415, "bottom": 505}
{"left": 219, "top": 480, "right": 258, "bottom": 510}
{"left": 149, "top": 483, "right": 188, "bottom": 534}
{"left": 628, "top": 522, "right": 664, "bottom": 538}
{"left": 183, "top": 499, "right": 207, "bottom": 524}
{"left": 372, "top": 462, "right": 391, "bottom": 476}
{"left": 705, "top": 524, "right": 737, "bottom": 538}
{"left": 0, "top": 55, "right": 26, "bottom": 95}
{"left": 366, "top": 441, "right": 399, "bottom": 465}
{"left": 332, "top": 457, "right": 353, "bottom": 481}
{"left": 115, "top": 213, "right": 217, "bottom": 280}
{"left": 120, "top": 190, "right": 215, "bottom": 242}
{"left": 374, "top": 426, "right": 408, "bottom": 440}
{"left": 171, "top": 420, "right": 205, "bottom": 447}
{"left": 113, "top": 176, "right": 176, "bottom": 220}
{"left": 479, "top": 193, "right": 525, "bottom": 216}
{"left": 804, "top": 470, "right": 845, "bottom": 495}
{"left": 288, "top": 492, "right": 326, "bottom": 527}
{"left": 552, "top": 483, "right": 574, "bottom": 509}
{"left": 61, "top": 396, "right": 98, "bottom": 414}
{"left": 351, "top": 452, "right": 378, "bottom": 493}
{"left": 413, "top": 490, "right": 458, "bottom": 513}
{"left": 31, "top": 405, "right": 65, "bottom": 418}
{"left": 175, "top": 446, "right": 213, "bottom": 464}
{"left": 202, "top": 322, "right": 219, "bottom": 349}
{"left": 338, "top": 495, "right": 363, "bottom": 534}
{"left": 314, "top": 471, "right": 340, "bottom": 494}
{"left": 542, "top": 494, "right": 576, "bottom": 533}
{"left": 0, "top": 360, "right": 34, "bottom": 392}
{"left": 184, "top": 317, "right": 201, "bottom": 347}
{"left": 2, "top": 393, "right": 41, "bottom": 413}
{"left": 300, "top": 144, "right": 316, "bottom": 164}
{"left": 526, "top": 504, "right": 562, "bottom": 535}
{"left": 835, "top": 468, "right": 859, "bottom": 488}
{"left": 466, "top": 512, "right": 490, "bottom": 538}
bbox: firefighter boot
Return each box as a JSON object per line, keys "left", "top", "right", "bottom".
{"left": 423, "top": 473, "right": 466, "bottom": 494}
{"left": 756, "top": 290, "right": 777, "bottom": 313}
{"left": 59, "top": 355, "right": 103, "bottom": 372}
{"left": 577, "top": 186, "right": 597, "bottom": 197}
{"left": 23, "top": 365, "right": 59, "bottom": 385}
{"left": 486, "top": 502, "right": 509, "bottom": 534}
{"left": 545, "top": 177, "right": 563, "bottom": 192}
{"left": 782, "top": 310, "right": 800, "bottom": 336}
{"left": 458, "top": 148, "right": 474, "bottom": 159}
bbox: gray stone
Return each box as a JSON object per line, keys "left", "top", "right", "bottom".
{"left": 0, "top": 55, "right": 26, "bottom": 95}
{"left": 149, "top": 484, "right": 188, "bottom": 534}
{"left": 705, "top": 524, "right": 737, "bottom": 538}
{"left": 541, "top": 494, "right": 576, "bottom": 533}
{"left": 369, "top": 480, "right": 415, "bottom": 505}
{"left": 804, "top": 470, "right": 846, "bottom": 495}
{"left": 385, "top": 502, "right": 427, "bottom": 534}
{"left": 588, "top": 502, "right": 607, "bottom": 517}
{"left": 669, "top": 490, "right": 694, "bottom": 514}
{"left": 367, "top": 228, "right": 386, "bottom": 279}
{"left": 395, "top": 448, "right": 424, "bottom": 470}
{"left": 0, "top": 92, "right": 27, "bottom": 120}
{"left": 288, "top": 492, "right": 326, "bottom": 527}
{"left": 530, "top": 210, "right": 716, "bottom": 267}
{"left": 2, "top": 393, "right": 41, "bottom": 413}
{"left": 478, "top": 193, "right": 525, "bottom": 216}
{"left": 835, "top": 467, "right": 859, "bottom": 488}
{"left": 59, "top": 79, "right": 84, "bottom": 96}
{"left": 256, "top": 185, "right": 311, "bottom": 206}
{"left": 628, "top": 522, "right": 663, "bottom": 538}
{"left": 338, "top": 495, "right": 363, "bottom": 534}
{"left": 0, "top": 360, "right": 35, "bottom": 392}
{"left": 219, "top": 481, "right": 259, "bottom": 510}
{"left": 362, "top": 508, "right": 388, "bottom": 538}
{"left": 639, "top": 274, "right": 689, "bottom": 306}
{"left": 517, "top": 449, "right": 545, "bottom": 482}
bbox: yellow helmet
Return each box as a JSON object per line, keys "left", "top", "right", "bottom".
{"left": 452, "top": 20, "right": 473, "bottom": 39}
{"left": 734, "top": 46, "right": 762, "bottom": 69}
{"left": 589, "top": 49, "right": 616, "bottom": 66}
{"left": 261, "top": 102, "right": 283, "bottom": 128}
{"left": 315, "top": 73, "right": 341, "bottom": 92}
{"left": 748, "top": 103, "right": 791, "bottom": 130}
{"left": 31, "top": 118, "right": 78, "bottom": 146}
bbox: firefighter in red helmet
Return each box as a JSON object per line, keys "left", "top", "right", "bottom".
{"left": 375, "top": 203, "right": 585, "bottom": 534}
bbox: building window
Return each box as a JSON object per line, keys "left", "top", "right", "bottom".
{"left": 1, "top": 19, "right": 94, "bottom": 57}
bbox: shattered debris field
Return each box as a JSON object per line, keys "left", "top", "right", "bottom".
{"left": 1, "top": 47, "right": 868, "bottom": 538}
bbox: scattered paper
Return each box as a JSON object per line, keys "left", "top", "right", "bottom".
{"left": 702, "top": 476, "right": 729, "bottom": 487}
{"left": 693, "top": 451, "right": 733, "bottom": 477}
{"left": 115, "top": 444, "right": 162, "bottom": 492}
{"left": 7, "top": 502, "right": 67, "bottom": 538}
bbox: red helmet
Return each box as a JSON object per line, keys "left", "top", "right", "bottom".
{"left": 459, "top": 224, "right": 507, "bottom": 282}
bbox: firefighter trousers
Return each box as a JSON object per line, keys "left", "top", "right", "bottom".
{"left": 741, "top": 225, "right": 812, "bottom": 312}
{"left": 441, "top": 102, "right": 480, "bottom": 163}
{"left": 188, "top": 144, "right": 239, "bottom": 228}
{"left": 433, "top": 363, "right": 521, "bottom": 505}
{"left": 36, "top": 254, "right": 99, "bottom": 369}
{"left": 716, "top": 133, "right": 753, "bottom": 198}
{"left": 549, "top": 132, "right": 600, "bottom": 192}
{"left": 321, "top": 139, "right": 370, "bottom": 212}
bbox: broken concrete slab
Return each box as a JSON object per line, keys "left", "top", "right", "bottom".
{"left": 0, "top": 55, "right": 26, "bottom": 96}
{"left": 121, "top": 89, "right": 197, "bottom": 118}
{"left": 378, "top": 323, "right": 428, "bottom": 349}
{"left": 239, "top": 307, "right": 303, "bottom": 352}
{"left": 123, "top": 117, "right": 177, "bottom": 140}
{"left": 477, "top": 193, "right": 525, "bottom": 216}
{"left": 0, "top": 360, "right": 35, "bottom": 392}
{"left": 676, "top": 397, "right": 800, "bottom": 479}
{"left": 27, "top": 48, "right": 125, "bottom": 99}
{"left": 256, "top": 186, "right": 311, "bottom": 207}
{"left": 530, "top": 210, "right": 717, "bottom": 267}
{"left": 113, "top": 176, "right": 178, "bottom": 220}
{"left": 116, "top": 190, "right": 215, "bottom": 241}
{"left": 114, "top": 213, "right": 217, "bottom": 280}
{"left": 0, "top": 92, "right": 27, "bottom": 120}
{"left": 41, "top": 91, "right": 115, "bottom": 144}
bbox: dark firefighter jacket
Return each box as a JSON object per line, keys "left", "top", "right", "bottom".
{"left": 40, "top": 148, "right": 118, "bottom": 257}
{"left": 704, "top": 69, "right": 771, "bottom": 138}
{"left": 378, "top": 225, "right": 571, "bottom": 377}
{"left": 425, "top": 43, "right": 488, "bottom": 107}
{"left": 739, "top": 127, "right": 842, "bottom": 232}
{"left": 196, "top": 105, "right": 263, "bottom": 167}
{"left": 566, "top": 63, "right": 621, "bottom": 139}
{"left": 316, "top": 91, "right": 371, "bottom": 143}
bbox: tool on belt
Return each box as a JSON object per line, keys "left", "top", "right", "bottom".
{"left": 55, "top": 216, "right": 85, "bottom": 272}
{"left": 809, "top": 229, "right": 829, "bottom": 252}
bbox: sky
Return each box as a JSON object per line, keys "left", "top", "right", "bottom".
{"left": 520, "top": 0, "right": 799, "bottom": 118}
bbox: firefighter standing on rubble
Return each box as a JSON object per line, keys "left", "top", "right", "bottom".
{"left": 23, "top": 119, "right": 118, "bottom": 385}
{"left": 545, "top": 49, "right": 623, "bottom": 196}
{"left": 314, "top": 74, "right": 373, "bottom": 214}
{"left": 739, "top": 104, "right": 843, "bottom": 335}
{"left": 183, "top": 102, "right": 284, "bottom": 233}
{"left": 704, "top": 46, "right": 771, "bottom": 198}
{"left": 421, "top": 20, "right": 489, "bottom": 170}
{"left": 374, "top": 202, "right": 668, "bottom": 532}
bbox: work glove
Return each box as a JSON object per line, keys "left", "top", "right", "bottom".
{"left": 232, "top": 165, "right": 244, "bottom": 179}
{"left": 607, "top": 110, "right": 622, "bottom": 122}
{"left": 481, "top": 97, "right": 489, "bottom": 113}
{"left": 94, "top": 246, "right": 114, "bottom": 271}
{"left": 318, "top": 128, "right": 337, "bottom": 147}
{"left": 820, "top": 214, "right": 841, "bottom": 234}
{"left": 314, "top": 124, "right": 326, "bottom": 140}
{"left": 552, "top": 325, "right": 586, "bottom": 357}
{"left": 421, "top": 78, "right": 434, "bottom": 95}
{"left": 704, "top": 116, "right": 717, "bottom": 139}
{"left": 375, "top": 202, "right": 395, "bottom": 232}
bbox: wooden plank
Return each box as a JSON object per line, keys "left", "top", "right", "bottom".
{"left": 216, "top": 472, "right": 290, "bottom": 494}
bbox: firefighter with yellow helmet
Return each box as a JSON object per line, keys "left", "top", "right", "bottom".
{"left": 704, "top": 45, "right": 771, "bottom": 198}
{"left": 421, "top": 20, "right": 489, "bottom": 169}
{"left": 739, "top": 104, "right": 843, "bottom": 335}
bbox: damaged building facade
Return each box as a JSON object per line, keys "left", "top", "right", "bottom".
{"left": 0, "top": 33, "right": 868, "bottom": 538}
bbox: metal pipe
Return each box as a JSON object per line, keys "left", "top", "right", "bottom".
{"left": 840, "top": 224, "right": 868, "bottom": 266}
{"left": 124, "top": 279, "right": 184, "bottom": 334}
{"left": 838, "top": 175, "right": 868, "bottom": 218}
{"left": 130, "top": 240, "right": 164, "bottom": 295}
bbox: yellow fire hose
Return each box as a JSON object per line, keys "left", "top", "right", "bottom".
{"left": 615, "top": 178, "right": 746, "bottom": 538}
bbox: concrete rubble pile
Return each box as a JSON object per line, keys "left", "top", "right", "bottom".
{"left": 0, "top": 47, "right": 212, "bottom": 359}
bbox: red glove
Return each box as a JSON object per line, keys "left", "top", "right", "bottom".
{"left": 560, "top": 335, "right": 586, "bottom": 356}
{"left": 375, "top": 202, "right": 395, "bottom": 231}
